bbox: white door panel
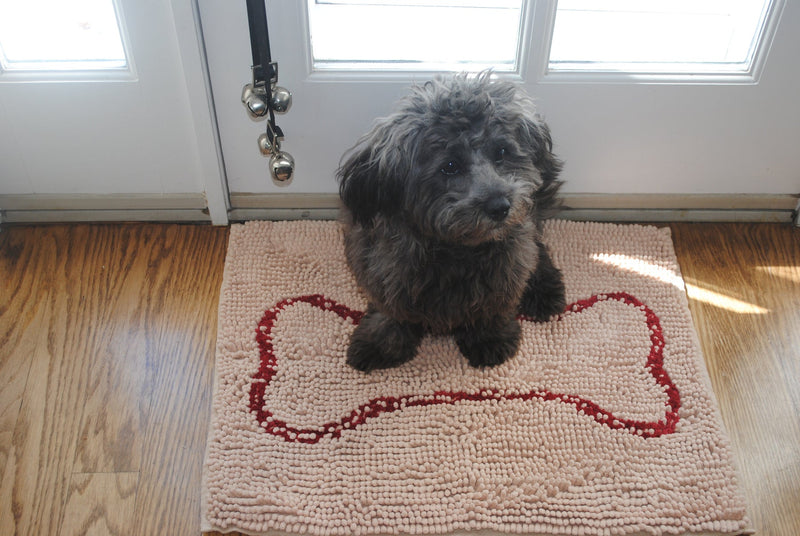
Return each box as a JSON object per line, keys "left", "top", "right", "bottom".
{"left": 0, "top": 0, "right": 216, "bottom": 202}
{"left": 533, "top": 79, "right": 800, "bottom": 195}
{"left": 1, "top": 82, "right": 197, "bottom": 195}
{"left": 200, "top": 0, "right": 800, "bottom": 201}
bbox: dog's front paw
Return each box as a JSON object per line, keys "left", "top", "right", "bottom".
{"left": 455, "top": 317, "right": 521, "bottom": 369}
{"left": 519, "top": 243, "right": 566, "bottom": 322}
{"left": 346, "top": 336, "right": 405, "bottom": 372}
{"left": 519, "top": 282, "right": 566, "bottom": 322}
{"left": 346, "top": 309, "right": 423, "bottom": 373}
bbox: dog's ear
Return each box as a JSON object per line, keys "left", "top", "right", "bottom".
{"left": 517, "top": 109, "right": 563, "bottom": 217}
{"left": 337, "top": 125, "right": 409, "bottom": 227}
{"left": 337, "top": 145, "right": 399, "bottom": 226}
{"left": 517, "top": 110, "right": 562, "bottom": 183}
{"left": 530, "top": 120, "right": 562, "bottom": 184}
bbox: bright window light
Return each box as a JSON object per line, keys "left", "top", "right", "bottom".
{"left": 307, "top": 0, "right": 524, "bottom": 72}
{"left": 548, "top": 0, "right": 776, "bottom": 75}
{"left": 0, "top": 0, "right": 127, "bottom": 71}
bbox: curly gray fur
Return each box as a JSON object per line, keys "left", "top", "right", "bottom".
{"left": 337, "top": 72, "right": 566, "bottom": 372}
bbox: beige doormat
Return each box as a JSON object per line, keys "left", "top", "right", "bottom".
{"left": 202, "top": 220, "right": 750, "bottom": 536}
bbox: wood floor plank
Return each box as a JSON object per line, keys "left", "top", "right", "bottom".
{"left": 0, "top": 311, "right": 56, "bottom": 536}
{"left": 125, "top": 225, "right": 227, "bottom": 536}
{"left": 0, "top": 228, "right": 55, "bottom": 487}
{"left": 670, "top": 223, "right": 800, "bottom": 536}
{"left": 72, "top": 226, "right": 173, "bottom": 474}
{"left": 1, "top": 226, "right": 124, "bottom": 535}
{"left": 60, "top": 472, "right": 138, "bottom": 536}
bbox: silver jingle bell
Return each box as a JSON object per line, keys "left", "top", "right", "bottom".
{"left": 269, "top": 151, "right": 295, "bottom": 183}
{"left": 257, "top": 132, "right": 276, "bottom": 155}
{"left": 241, "top": 84, "right": 268, "bottom": 117}
{"left": 270, "top": 86, "right": 292, "bottom": 114}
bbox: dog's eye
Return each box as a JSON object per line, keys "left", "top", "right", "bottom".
{"left": 440, "top": 160, "right": 461, "bottom": 176}
{"left": 494, "top": 147, "right": 507, "bottom": 163}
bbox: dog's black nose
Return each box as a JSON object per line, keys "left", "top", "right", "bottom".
{"left": 485, "top": 196, "right": 511, "bottom": 221}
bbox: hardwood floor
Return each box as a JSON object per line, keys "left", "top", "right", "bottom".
{"left": 1, "top": 224, "right": 228, "bottom": 536}
{"left": 1, "top": 222, "right": 797, "bottom": 535}
{"left": 670, "top": 223, "right": 800, "bottom": 536}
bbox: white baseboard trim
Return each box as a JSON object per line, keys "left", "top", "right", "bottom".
{"left": 230, "top": 193, "right": 341, "bottom": 209}
{"left": 2, "top": 192, "right": 797, "bottom": 224}
{"left": 562, "top": 193, "right": 798, "bottom": 211}
{"left": 0, "top": 193, "right": 208, "bottom": 210}
{"left": 228, "top": 208, "right": 341, "bottom": 222}
{"left": 3, "top": 209, "right": 211, "bottom": 224}
{"left": 561, "top": 193, "right": 798, "bottom": 224}
{"left": 559, "top": 209, "right": 792, "bottom": 223}
{"left": 229, "top": 193, "right": 798, "bottom": 224}
{"left": 0, "top": 193, "right": 211, "bottom": 224}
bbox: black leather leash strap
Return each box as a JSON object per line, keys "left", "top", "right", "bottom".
{"left": 245, "top": 0, "right": 275, "bottom": 87}
{"left": 244, "top": 0, "right": 283, "bottom": 144}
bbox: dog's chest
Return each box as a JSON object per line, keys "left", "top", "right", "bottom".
{"left": 345, "top": 220, "right": 540, "bottom": 329}
{"left": 391, "top": 238, "right": 538, "bottom": 329}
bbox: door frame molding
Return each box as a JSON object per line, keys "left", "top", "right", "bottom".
{"left": 170, "top": 0, "right": 230, "bottom": 225}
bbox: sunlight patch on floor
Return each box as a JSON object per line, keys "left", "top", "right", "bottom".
{"left": 683, "top": 285, "right": 770, "bottom": 315}
{"left": 755, "top": 266, "right": 800, "bottom": 284}
{"left": 592, "top": 253, "right": 770, "bottom": 315}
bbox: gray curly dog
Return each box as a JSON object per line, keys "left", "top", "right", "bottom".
{"left": 337, "top": 72, "right": 566, "bottom": 372}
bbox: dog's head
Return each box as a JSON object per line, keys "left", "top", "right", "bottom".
{"left": 337, "top": 72, "right": 562, "bottom": 245}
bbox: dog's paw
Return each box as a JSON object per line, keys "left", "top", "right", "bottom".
{"left": 346, "top": 337, "right": 414, "bottom": 373}
{"left": 455, "top": 318, "right": 521, "bottom": 369}
{"left": 519, "top": 284, "right": 566, "bottom": 322}
{"left": 519, "top": 244, "right": 566, "bottom": 322}
{"left": 346, "top": 310, "right": 423, "bottom": 372}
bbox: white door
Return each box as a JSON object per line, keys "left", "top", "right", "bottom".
{"left": 0, "top": 0, "right": 227, "bottom": 224}
{"left": 200, "top": 0, "right": 800, "bottom": 220}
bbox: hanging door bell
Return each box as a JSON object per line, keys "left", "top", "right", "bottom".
{"left": 242, "top": 0, "right": 294, "bottom": 184}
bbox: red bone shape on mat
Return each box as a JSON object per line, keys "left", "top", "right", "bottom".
{"left": 249, "top": 293, "right": 680, "bottom": 444}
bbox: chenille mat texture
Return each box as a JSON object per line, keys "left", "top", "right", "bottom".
{"left": 202, "top": 219, "right": 751, "bottom": 536}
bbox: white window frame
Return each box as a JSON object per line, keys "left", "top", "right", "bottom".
{"left": 535, "top": 0, "right": 787, "bottom": 85}
{"left": 0, "top": 0, "right": 136, "bottom": 83}
{"left": 301, "top": 0, "right": 786, "bottom": 85}
{"left": 303, "top": 0, "right": 535, "bottom": 81}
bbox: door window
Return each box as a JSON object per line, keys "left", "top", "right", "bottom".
{"left": 307, "top": 0, "right": 525, "bottom": 72}
{"left": 305, "top": 0, "right": 781, "bottom": 83}
{"left": 547, "top": 0, "right": 781, "bottom": 82}
{"left": 0, "top": 0, "right": 129, "bottom": 75}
